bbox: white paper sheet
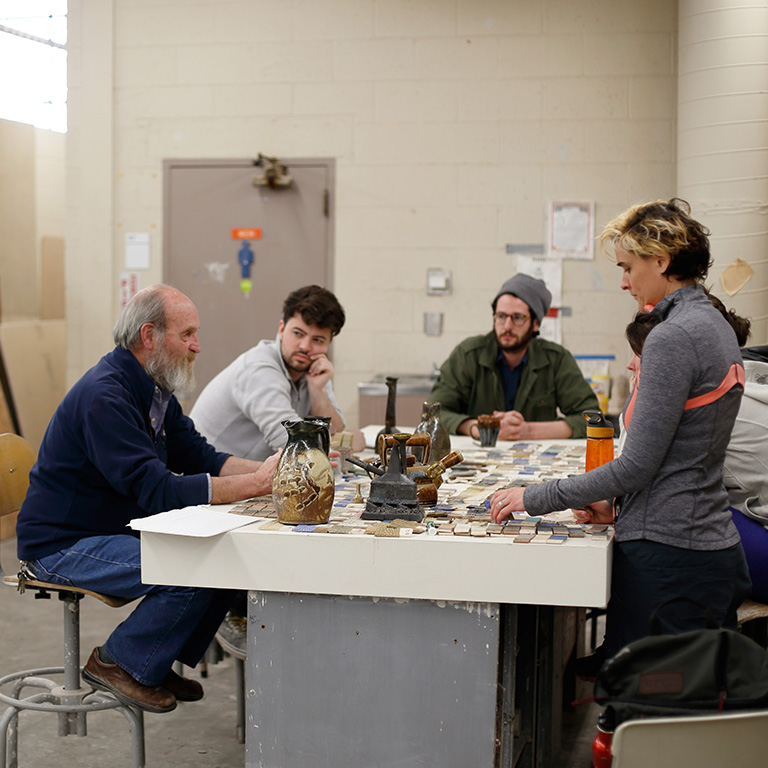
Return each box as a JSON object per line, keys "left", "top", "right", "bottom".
{"left": 129, "top": 505, "right": 261, "bottom": 537}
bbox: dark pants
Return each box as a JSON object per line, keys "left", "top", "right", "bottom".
{"left": 603, "top": 538, "right": 752, "bottom": 659}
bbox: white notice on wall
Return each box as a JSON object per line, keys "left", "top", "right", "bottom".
{"left": 547, "top": 201, "right": 594, "bottom": 260}
{"left": 516, "top": 256, "right": 563, "bottom": 307}
{"left": 125, "top": 232, "right": 151, "bottom": 270}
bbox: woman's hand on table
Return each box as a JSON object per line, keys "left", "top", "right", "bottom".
{"left": 572, "top": 500, "right": 614, "bottom": 525}
{"left": 490, "top": 487, "right": 527, "bottom": 523}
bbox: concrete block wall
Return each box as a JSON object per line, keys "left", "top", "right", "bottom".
{"left": 66, "top": 0, "right": 678, "bottom": 428}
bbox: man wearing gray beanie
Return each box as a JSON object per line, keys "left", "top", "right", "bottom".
{"left": 429, "top": 273, "right": 598, "bottom": 440}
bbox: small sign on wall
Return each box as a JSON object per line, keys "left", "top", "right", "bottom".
{"left": 120, "top": 272, "right": 140, "bottom": 310}
{"left": 125, "top": 232, "right": 151, "bottom": 270}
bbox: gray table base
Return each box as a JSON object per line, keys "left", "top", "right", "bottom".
{"left": 245, "top": 592, "right": 576, "bottom": 768}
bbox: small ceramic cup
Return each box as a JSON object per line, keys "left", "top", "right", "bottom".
{"left": 475, "top": 414, "right": 501, "bottom": 448}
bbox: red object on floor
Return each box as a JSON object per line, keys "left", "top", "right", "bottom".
{"left": 592, "top": 723, "right": 614, "bottom": 768}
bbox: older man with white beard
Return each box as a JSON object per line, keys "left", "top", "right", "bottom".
{"left": 16, "top": 284, "right": 278, "bottom": 715}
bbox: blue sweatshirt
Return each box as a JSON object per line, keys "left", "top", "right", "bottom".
{"left": 17, "top": 347, "right": 230, "bottom": 561}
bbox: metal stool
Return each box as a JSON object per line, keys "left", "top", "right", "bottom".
{"left": 0, "top": 433, "right": 146, "bottom": 767}
{"left": 212, "top": 633, "right": 246, "bottom": 743}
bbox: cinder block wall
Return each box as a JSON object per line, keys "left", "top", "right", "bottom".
{"left": 66, "top": 0, "right": 678, "bottom": 428}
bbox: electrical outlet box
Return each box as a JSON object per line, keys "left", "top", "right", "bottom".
{"left": 426, "top": 268, "right": 452, "bottom": 296}
{"left": 424, "top": 312, "right": 443, "bottom": 336}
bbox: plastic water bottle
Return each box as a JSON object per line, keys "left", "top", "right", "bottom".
{"left": 583, "top": 410, "right": 614, "bottom": 472}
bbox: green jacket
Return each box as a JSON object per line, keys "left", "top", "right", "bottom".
{"left": 429, "top": 331, "right": 598, "bottom": 437}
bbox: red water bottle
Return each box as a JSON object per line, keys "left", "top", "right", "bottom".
{"left": 591, "top": 709, "right": 615, "bottom": 768}
{"left": 584, "top": 410, "right": 614, "bottom": 472}
{"left": 592, "top": 723, "right": 614, "bottom": 768}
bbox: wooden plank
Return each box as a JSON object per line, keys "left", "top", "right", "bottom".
{"left": 0, "top": 320, "right": 66, "bottom": 452}
{"left": 41, "top": 236, "right": 66, "bottom": 320}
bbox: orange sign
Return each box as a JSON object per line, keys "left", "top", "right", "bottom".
{"left": 231, "top": 228, "right": 262, "bottom": 240}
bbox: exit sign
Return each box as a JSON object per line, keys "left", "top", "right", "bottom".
{"left": 231, "top": 228, "right": 262, "bottom": 240}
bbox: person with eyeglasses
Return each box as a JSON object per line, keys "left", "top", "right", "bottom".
{"left": 429, "top": 273, "right": 599, "bottom": 440}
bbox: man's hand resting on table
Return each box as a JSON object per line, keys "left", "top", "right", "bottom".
{"left": 212, "top": 452, "right": 281, "bottom": 503}
{"left": 493, "top": 411, "right": 574, "bottom": 441}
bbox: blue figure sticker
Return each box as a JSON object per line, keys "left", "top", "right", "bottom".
{"left": 238, "top": 241, "right": 254, "bottom": 278}
{"left": 238, "top": 241, "right": 254, "bottom": 296}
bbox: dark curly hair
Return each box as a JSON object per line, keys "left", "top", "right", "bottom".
{"left": 626, "top": 288, "right": 751, "bottom": 355}
{"left": 282, "top": 285, "right": 345, "bottom": 336}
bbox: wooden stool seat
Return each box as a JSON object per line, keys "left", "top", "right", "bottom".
{"left": 737, "top": 598, "right": 768, "bottom": 648}
{"left": 3, "top": 572, "right": 133, "bottom": 608}
{"left": 737, "top": 598, "right": 768, "bottom": 625}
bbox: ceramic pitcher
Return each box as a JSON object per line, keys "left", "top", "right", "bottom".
{"left": 415, "top": 401, "right": 451, "bottom": 462}
{"left": 272, "top": 419, "right": 335, "bottom": 524}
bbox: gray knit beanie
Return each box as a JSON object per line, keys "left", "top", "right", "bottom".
{"left": 493, "top": 274, "right": 552, "bottom": 323}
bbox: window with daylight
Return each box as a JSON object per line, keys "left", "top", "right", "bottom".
{"left": 0, "top": 1, "right": 67, "bottom": 133}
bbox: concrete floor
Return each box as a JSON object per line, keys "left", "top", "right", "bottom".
{"left": 1, "top": 535, "right": 597, "bottom": 768}
{"left": 0, "top": 536, "right": 244, "bottom": 768}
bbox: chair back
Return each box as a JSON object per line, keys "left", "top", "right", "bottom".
{"left": 0, "top": 433, "right": 35, "bottom": 576}
{"left": 612, "top": 709, "right": 768, "bottom": 768}
{"left": 0, "top": 432, "right": 35, "bottom": 520}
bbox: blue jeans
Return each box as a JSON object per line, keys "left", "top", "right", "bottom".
{"left": 30, "top": 534, "right": 234, "bottom": 686}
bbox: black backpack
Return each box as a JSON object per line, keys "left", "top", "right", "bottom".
{"left": 595, "top": 610, "right": 768, "bottom": 726}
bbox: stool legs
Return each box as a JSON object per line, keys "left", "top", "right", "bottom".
{"left": 0, "top": 593, "right": 146, "bottom": 768}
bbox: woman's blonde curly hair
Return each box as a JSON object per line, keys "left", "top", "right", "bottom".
{"left": 599, "top": 198, "right": 712, "bottom": 282}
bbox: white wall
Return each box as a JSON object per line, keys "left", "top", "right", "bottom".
{"left": 66, "top": 0, "right": 679, "bottom": 428}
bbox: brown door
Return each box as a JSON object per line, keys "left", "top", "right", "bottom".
{"left": 163, "top": 157, "right": 334, "bottom": 410}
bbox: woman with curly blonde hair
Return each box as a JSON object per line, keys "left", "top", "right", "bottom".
{"left": 490, "top": 198, "right": 751, "bottom": 676}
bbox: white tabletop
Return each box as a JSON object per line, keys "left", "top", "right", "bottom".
{"left": 140, "top": 436, "right": 612, "bottom": 608}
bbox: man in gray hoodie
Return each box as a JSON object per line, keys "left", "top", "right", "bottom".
{"left": 191, "top": 284, "right": 346, "bottom": 461}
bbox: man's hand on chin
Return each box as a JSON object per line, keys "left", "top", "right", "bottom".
{"left": 306, "top": 353, "right": 334, "bottom": 389}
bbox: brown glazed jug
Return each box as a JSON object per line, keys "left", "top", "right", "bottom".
{"left": 415, "top": 401, "right": 451, "bottom": 462}
{"left": 375, "top": 376, "right": 399, "bottom": 446}
{"left": 272, "top": 419, "right": 335, "bottom": 524}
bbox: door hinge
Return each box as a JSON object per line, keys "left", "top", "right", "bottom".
{"left": 324, "top": 189, "right": 329, "bottom": 217}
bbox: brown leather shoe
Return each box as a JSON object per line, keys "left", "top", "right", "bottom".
{"left": 83, "top": 648, "right": 177, "bottom": 713}
{"left": 161, "top": 669, "right": 204, "bottom": 702}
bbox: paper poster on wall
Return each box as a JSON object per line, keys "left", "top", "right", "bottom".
{"left": 538, "top": 314, "right": 562, "bottom": 345}
{"left": 125, "top": 232, "right": 150, "bottom": 270}
{"left": 547, "top": 201, "right": 594, "bottom": 260}
{"left": 516, "top": 255, "right": 563, "bottom": 307}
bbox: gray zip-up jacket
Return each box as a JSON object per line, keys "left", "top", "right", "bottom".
{"left": 525, "top": 284, "right": 743, "bottom": 551}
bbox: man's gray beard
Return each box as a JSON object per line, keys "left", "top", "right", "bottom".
{"left": 145, "top": 345, "right": 196, "bottom": 397}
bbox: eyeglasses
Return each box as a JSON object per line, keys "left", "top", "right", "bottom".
{"left": 494, "top": 312, "right": 530, "bottom": 327}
